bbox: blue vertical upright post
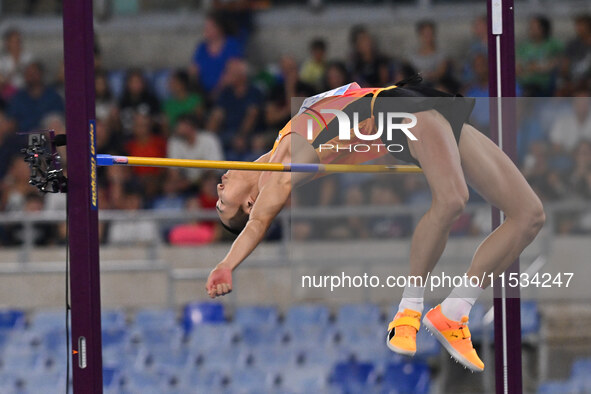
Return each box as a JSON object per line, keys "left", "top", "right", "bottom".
{"left": 63, "top": 0, "right": 103, "bottom": 392}
{"left": 487, "top": 1, "right": 523, "bottom": 393}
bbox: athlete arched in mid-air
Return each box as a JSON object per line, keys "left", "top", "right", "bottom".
{"left": 206, "top": 79, "right": 545, "bottom": 371}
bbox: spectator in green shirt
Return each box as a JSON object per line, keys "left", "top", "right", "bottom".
{"left": 164, "top": 69, "right": 203, "bottom": 130}
{"left": 517, "top": 15, "right": 564, "bottom": 96}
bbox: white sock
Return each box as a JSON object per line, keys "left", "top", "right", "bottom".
{"left": 440, "top": 283, "right": 484, "bottom": 321}
{"left": 398, "top": 284, "right": 426, "bottom": 314}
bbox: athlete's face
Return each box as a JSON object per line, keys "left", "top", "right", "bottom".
{"left": 216, "top": 170, "right": 251, "bottom": 227}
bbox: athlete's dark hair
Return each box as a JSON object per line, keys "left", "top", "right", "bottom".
{"left": 220, "top": 208, "right": 249, "bottom": 236}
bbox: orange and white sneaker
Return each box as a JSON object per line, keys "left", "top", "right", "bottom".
{"left": 423, "top": 305, "right": 484, "bottom": 372}
{"left": 386, "top": 309, "right": 421, "bottom": 356}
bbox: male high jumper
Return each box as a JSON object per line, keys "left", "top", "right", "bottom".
{"left": 206, "top": 80, "right": 545, "bottom": 372}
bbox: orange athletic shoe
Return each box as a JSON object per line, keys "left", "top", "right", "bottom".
{"left": 423, "top": 305, "right": 484, "bottom": 372}
{"left": 386, "top": 309, "right": 421, "bottom": 356}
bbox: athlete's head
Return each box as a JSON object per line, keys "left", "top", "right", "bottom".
{"left": 216, "top": 170, "right": 257, "bottom": 235}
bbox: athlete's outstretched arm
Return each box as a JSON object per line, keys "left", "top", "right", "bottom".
{"left": 206, "top": 170, "right": 291, "bottom": 298}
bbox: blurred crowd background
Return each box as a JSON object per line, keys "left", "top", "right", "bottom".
{"left": 0, "top": 3, "right": 591, "bottom": 246}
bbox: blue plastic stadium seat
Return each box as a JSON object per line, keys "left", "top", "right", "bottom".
{"left": 147, "top": 346, "right": 194, "bottom": 373}
{"left": 331, "top": 360, "right": 375, "bottom": 391}
{"left": 102, "top": 327, "right": 129, "bottom": 349}
{"left": 521, "top": 300, "right": 540, "bottom": 336}
{"left": 280, "top": 367, "right": 329, "bottom": 393}
{"left": 336, "top": 304, "right": 382, "bottom": 327}
{"left": 229, "top": 368, "right": 276, "bottom": 392}
{"left": 177, "top": 367, "right": 227, "bottom": 392}
{"left": 122, "top": 370, "right": 170, "bottom": 394}
{"left": 297, "top": 345, "right": 341, "bottom": 367}
{"left": 187, "top": 323, "right": 238, "bottom": 351}
{"left": 0, "top": 374, "right": 16, "bottom": 393}
{"left": 336, "top": 322, "right": 382, "bottom": 346}
{"left": 415, "top": 326, "right": 441, "bottom": 359}
{"left": 250, "top": 345, "right": 299, "bottom": 372}
{"left": 571, "top": 358, "right": 591, "bottom": 379}
{"left": 132, "top": 326, "right": 184, "bottom": 349}
{"left": 182, "top": 302, "right": 225, "bottom": 332}
{"left": 537, "top": 380, "right": 579, "bottom": 394}
{"left": 382, "top": 361, "right": 430, "bottom": 394}
{"left": 2, "top": 349, "right": 49, "bottom": 374}
{"left": 198, "top": 345, "right": 249, "bottom": 370}
{"left": 30, "top": 309, "right": 67, "bottom": 333}
{"left": 234, "top": 305, "right": 279, "bottom": 327}
{"left": 285, "top": 304, "right": 330, "bottom": 327}
{"left": 102, "top": 309, "right": 127, "bottom": 331}
{"left": 284, "top": 324, "right": 334, "bottom": 347}
{"left": 0, "top": 309, "right": 25, "bottom": 331}
{"left": 41, "top": 328, "right": 67, "bottom": 353}
{"left": 23, "top": 372, "right": 65, "bottom": 394}
{"left": 240, "top": 324, "right": 285, "bottom": 348}
{"left": 134, "top": 308, "right": 176, "bottom": 330}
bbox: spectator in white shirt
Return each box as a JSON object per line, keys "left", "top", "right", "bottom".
{"left": 549, "top": 90, "right": 591, "bottom": 152}
{"left": 0, "top": 29, "right": 34, "bottom": 90}
{"left": 167, "top": 114, "right": 224, "bottom": 185}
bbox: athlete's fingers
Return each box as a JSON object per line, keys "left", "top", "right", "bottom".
{"left": 216, "top": 284, "right": 223, "bottom": 295}
{"left": 220, "top": 283, "right": 228, "bottom": 295}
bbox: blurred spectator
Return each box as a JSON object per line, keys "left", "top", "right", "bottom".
{"left": 95, "top": 70, "right": 118, "bottom": 127}
{"left": 323, "top": 61, "right": 351, "bottom": 91}
{"left": 7, "top": 62, "right": 64, "bottom": 132}
{"left": 408, "top": 20, "right": 448, "bottom": 84}
{"left": 207, "top": 59, "right": 263, "bottom": 153}
{"left": 125, "top": 112, "right": 167, "bottom": 181}
{"left": 516, "top": 100, "right": 546, "bottom": 164}
{"left": 349, "top": 25, "right": 391, "bottom": 87}
{"left": 462, "top": 16, "right": 488, "bottom": 82}
{"left": 2, "top": 192, "right": 55, "bottom": 246}
{"left": 0, "top": 110, "right": 20, "bottom": 179}
{"left": 463, "top": 53, "right": 489, "bottom": 129}
{"left": 164, "top": 69, "right": 203, "bottom": 129}
{"left": 549, "top": 91, "right": 591, "bottom": 153}
{"left": 52, "top": 62, "right": 65, "bottom": 99}
{"left": 569, "top": 141, "right": 591, "bottom": 199}
{"left": 300, "top": 38, "right": 327, "bottom": 90}
{"left": 517, "top": 15, "right": 563, "bottom": 96}
{"left": 107, "top": 185, "right": 159, "bottom": 246}
{"left": 211, "top": 0, "right": 263, "bottom": 47}
{"left": 168, "top": 114, "right": 224, "bottom": 185}
{"left": 0, "top": 157, "right": 31, "bottom": 211}
{"left": 169, "top": 170, "right": 220, "bottom": 245}
{"left": 152, "top": 169, "right": 186, "bottom": 211}
{"left": 559, "top": 14, "right": 591, "bottom": 95}
{"left": 266, "top": 56, "right": 315, "bottom": 132}
{"left": 368, "top": 182, "right": 412, "bottom": 238}
{"left": 118, "top": 69, "right": 161, "bottom": 134}
{"left": 0, "top": 28, "right": 33, "bottom": 90}
{"left": 190, "top": 13, "right": 244, "bottom": 96}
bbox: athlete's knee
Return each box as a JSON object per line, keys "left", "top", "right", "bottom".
{"left": 431, "top": 189, "right": 469, "bottom": 224}
{"left": 519, "top": 199, "right": 545, "bottom": 242}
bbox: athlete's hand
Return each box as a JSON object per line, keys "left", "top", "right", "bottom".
{"left": 206, "top": 264, "right": 233, "bottom": 298}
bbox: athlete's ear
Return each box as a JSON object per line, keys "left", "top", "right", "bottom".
{"left": 245, "top": 197, "right": 255, "bottom": 215}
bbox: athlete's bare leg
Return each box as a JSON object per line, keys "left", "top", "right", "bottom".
{"left": 405, "top": 110, "right": 470, "bottom": 282}
{"left": 458, "top": 124, "right": 545, "bottom": 287}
